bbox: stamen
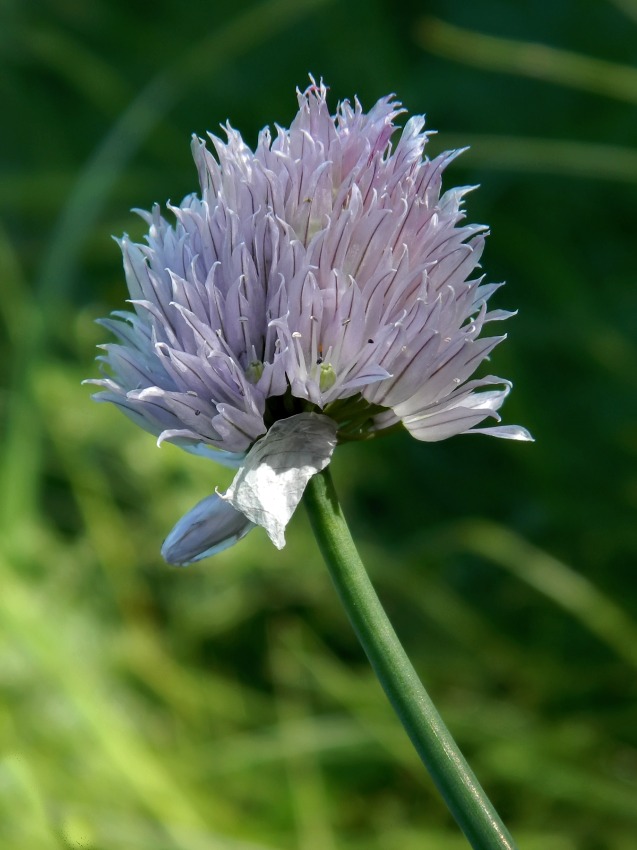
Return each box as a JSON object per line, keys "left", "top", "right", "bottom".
{"left": 291, "top": 331, "right": 308, "bottom": 379}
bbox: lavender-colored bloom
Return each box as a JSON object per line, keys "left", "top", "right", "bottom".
{"left": 88, "top": 79, "right": 531, "bottom": 565}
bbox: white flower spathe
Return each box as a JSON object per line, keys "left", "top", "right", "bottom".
{"left": 221, "top": 412, "right": 338, "bottom": 550}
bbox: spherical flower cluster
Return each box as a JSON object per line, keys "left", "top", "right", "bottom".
{"left": 88, "top": 79, "right": 531, "bottom": 564}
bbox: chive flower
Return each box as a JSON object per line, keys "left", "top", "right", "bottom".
{"left": 88, "top": 79, "right": 531, "bottom": 564}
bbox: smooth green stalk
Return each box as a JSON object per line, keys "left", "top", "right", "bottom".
{"left": 303, "top": 467, "right": 517, "bottom": 850}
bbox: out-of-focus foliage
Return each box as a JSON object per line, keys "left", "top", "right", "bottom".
{"left": 1, "top": 1, "right": 636, "bottom": 848}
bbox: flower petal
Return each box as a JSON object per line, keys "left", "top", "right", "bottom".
{"left": 221, "top": 412, "right": 338, "bottom": 549}
{"left": 161, "top": 493, "right": 254, "bottom": 566}
{"left": 467, "top": 424, "right": 534, "bottom": 441}
{"left": 156, "top": 428, "right": 246, "bottom": 467}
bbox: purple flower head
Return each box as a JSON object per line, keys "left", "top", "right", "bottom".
{"left": 88, "top": 78, "right": 532, "bottom": 564}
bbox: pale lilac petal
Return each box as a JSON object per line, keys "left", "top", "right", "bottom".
{"left": 467, "top": 424, "right": 534, "bottom": 441}
{"left": 400, "top": 385, "right": 513, "bottom": 442}
{"left": 156, "top": 430, "right": 246, "bottom": 467}
{"left": 161, "top": 493, "right": 255, "bottom": 566}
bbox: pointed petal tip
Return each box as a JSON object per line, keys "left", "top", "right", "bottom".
{"left": 470, "top": 424, "right": 534, "bottom": 441}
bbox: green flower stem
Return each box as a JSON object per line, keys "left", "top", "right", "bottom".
{"left": 303, "top": 467, "right": 517, "bottom": 850}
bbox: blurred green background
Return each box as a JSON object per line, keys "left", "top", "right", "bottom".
{"left": 2, "top": 1, "right": 637, "bottom": 848}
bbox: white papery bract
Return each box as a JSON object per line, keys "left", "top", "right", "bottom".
{"left": 89, "top": 79, "right": 531, "bottom": 564}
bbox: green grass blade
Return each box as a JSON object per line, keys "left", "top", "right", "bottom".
{"left": 445, "top": 520, "right": 637, "bottom": 670}
{"left": 417, "top": 17, "right": 637, "bottom": 104}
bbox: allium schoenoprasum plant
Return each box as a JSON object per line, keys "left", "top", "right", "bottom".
{"left": 87, "top": 79, "right": 532, "bottom": 850}
{"left": 87, "top": 78, "right": 531, "bottom": 567}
